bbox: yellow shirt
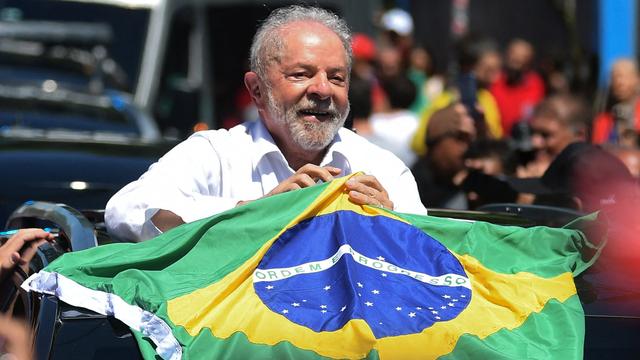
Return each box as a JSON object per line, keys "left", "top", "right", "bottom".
{"left": 411, "top": 89, "right": 503, "bottom": 156}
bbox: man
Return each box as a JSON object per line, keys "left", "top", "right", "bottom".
{"left": 412, "top": 103, "right": 477, "bottom": 209}
{"left": 522, "top": 94, "right": 590, "bottom": 178}
{"left": 592, "top": 58, "right": 640, "bottom": 147}
{"left": 106, "top": 5, "right": 427, "bottom": 242}
{"left": 490, "top": 38, "right": 545, "bottom": 136}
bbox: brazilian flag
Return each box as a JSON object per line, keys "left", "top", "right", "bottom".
{"left": 23, "top": 174, "right": 598, "bottom": 359}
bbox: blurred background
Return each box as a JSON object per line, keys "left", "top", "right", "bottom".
{"left": 1, "top": 0, "right": 639, "bottom": 220}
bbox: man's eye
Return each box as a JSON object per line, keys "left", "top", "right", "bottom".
{"left": 290, "top": 72, "right": 308, "bottom": 79}
{"left": 330, "top": 76, "right": 346, "bottom": 85}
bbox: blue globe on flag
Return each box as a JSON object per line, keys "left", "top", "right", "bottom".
{"left": 254, "top": 211, "right": 472, "bottom": 338}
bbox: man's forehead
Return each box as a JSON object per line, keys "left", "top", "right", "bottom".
{"left": 273, "top": 21, "right": 347, "bottom": 67}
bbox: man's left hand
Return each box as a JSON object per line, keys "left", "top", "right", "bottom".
{"left": 345, "top": 174, "right": 393, "bottom": 210}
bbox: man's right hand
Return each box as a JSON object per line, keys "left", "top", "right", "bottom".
{"left": 266, "top": 165, "right": 342, "bottom": 196}
{"left": 237, "top": 165, "right": 341, "bottom": 207}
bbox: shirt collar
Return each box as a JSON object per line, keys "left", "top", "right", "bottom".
{"left": 248, "top": 120, "right": 352, "bottom": 172}
{"left": 248, "top": 120, "right": 286, "bottom": 165}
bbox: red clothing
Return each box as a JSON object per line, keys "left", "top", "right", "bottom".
{"left": 592, "top": 99, "right": 640, "bottom": 144}
{"left": 490, "top": 71, "right": 545, "bottom": 136}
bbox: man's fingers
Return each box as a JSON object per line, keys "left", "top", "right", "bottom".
{"left": 347, "top": 174, "right": 386, "bottom": 193}
{"left": 292, "top": 173, "right": 317, "bottom": 188}
{"left": 297, "top": 164, "right": 339, "bottom": 183}
{"left": 345, "top": 175, "right": 394, "bottom": 210}
{"left": 348, "top": 190, "right": 377, "bottom": 206}
{"left": 324, "top": 166, "right": 342, "bottom": 176}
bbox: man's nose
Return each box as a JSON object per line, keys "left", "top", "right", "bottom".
{"left": 307, "top": 73, "right": 332, "bottom": 99}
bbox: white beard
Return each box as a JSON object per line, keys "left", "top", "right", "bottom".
{"left": 265, "top": 90, "right": 349, "bottom": 151}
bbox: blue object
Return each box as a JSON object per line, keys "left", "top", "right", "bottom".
{"left": 0, "top": 227, "right": 56, "bottom": 237}
{"left": 598, "top": 0, "right": 637, "bottom": 85}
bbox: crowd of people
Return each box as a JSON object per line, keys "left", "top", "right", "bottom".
{"left": 337, "top": 8, "right": 640, "bottom": 216}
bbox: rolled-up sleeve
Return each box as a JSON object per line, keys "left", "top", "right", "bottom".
{"left": 105, "top": 135, "right": 241, "bottom": 242}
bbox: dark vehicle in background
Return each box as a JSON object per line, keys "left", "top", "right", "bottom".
{"left": 0, "top": 3, "right": 175, "bottom": 225}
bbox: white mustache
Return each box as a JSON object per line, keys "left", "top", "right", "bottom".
{"left": 294, "top": 100, "right": 339, "bottom": 118}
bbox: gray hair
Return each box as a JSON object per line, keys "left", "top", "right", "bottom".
{"left": 249, "top": 5, "right": 352, "bottom": 82}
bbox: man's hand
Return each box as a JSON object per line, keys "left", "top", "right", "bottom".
{"left": 345, "top": 174, "right": 394, "bottom": 210}
{"left": 267, "top": 165, "right": 342, "bottom": 197}
{"left": 0, "top": 229, "right": 53, "bottom": 282}
{"left": 151, "top": 210, "right": 186, "bottom": 233}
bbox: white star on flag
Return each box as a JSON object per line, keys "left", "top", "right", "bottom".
{"left": 448, "top": 303, "right": 455, "bottom": 307}
{"left": 357, "top": 282, "right": 363, "bottom": 288}
{"left": 381, "top": 273, "right": 387, "bottom": 277}
{"left": 372, "top": 290, "right": 380, "bottom": 294}
{"left": 282, "top": 309, "right": 288, "bottom": 314}
{"left": 340, "top": 306, "right": 347, "bottom": 312}
{"left": 377, "top": 256, "right": 385, "bottom": 261}
{"left": 435, "top": 316, "right": 441, "bottom": 320}
{"left": 461, "top": 295, "right": 466, "bottom": 298}
{"left": 416, "top": 307, "right": 422, "bottom": 310}
{"left": 409, "top": 312, "right": 416, "bottom": 318}
{"left": 365, "top": 301, "right": 374, "bottom": 307}
{"left": 441, "top": 306, "right": 447, "bottom": 309}
{"left": 321, "top": 310, "right": 327, "bottom": 314}
{"left": 453, "top": 299, "right": 458, "bottom": 302}
{"left": 320, "top": 305, "right": 327, "bottom": 309}
{"left": 431, "top": 310, "right": 438, "bottom": 314}
{"left": 292, "top": 303, "right": 300, "bottom": 307}
{"left": 323, "top": 285, "right": 331, "bottom": 291}
{"left": 396, "top": 307, "right": 402, "bottom": 311}
{"left": 443, "top": 295, "right": 451, "bottom": 299}
{"left": 266, "top": 285, "right": 274, "bottom": 290}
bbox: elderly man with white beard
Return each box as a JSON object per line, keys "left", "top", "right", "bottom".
{"left": 105, "top": 5, "right": 427, "bottom": 242}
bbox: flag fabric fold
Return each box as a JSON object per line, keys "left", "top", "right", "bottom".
{"left": 23, "top": 174, "right": 598, "bottom": 359}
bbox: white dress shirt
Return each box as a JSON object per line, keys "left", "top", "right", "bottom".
{"left": 105, "top": 120, "right": 427, "bottom": 242}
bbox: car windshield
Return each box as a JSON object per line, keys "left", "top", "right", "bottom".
{"left": 0, "top": 0, "right": 151, "bottom": 94}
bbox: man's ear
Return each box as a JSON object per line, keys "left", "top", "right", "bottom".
{"left": 244, "top": 72, "right": 265, "bottom": 107}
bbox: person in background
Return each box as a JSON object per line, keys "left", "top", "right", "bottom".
{"left": 507, "top": 142, "right": 638, "bottom": 214}
{"left": 106, "top": 5, "right": 427, "bottom": 242}
{"left": 350, "top": 33, "right": 387, "bottom": 118}
{"left": 412, "top": 103, "right": 477, "bottom": 209}
{"left": 346, "top": 76, "right": 373, "bottom": 132}
{"left": 490, "top": 38, "right": 545, "bottom": 136}
{"left": 461, "top": 139, "right": 518, "bottom": 209}
{"left": 379, "top": 7, "right": 414, "bottom": 68}
{"left": 0, "top": 315, "right": 32, "bottom": 360}
{"left": 367, "top": 74, "right": 419, "bottom": 166}
{"left": 0, "top": 229, "right": 53, "bottom": 360}
{"left": 1, "top": 229, "right": 53, "bottom": 284}
{"left": 411, "top": 35, "right": 503, "bottom": 157}
{"left": 592, "top": 58, "right": 640, "bottom": 147}
{"left": 521, "top": 93, "right": 590, "bottom": 179}
{"left": 407, "top": 45, "right": 444, "bottom": 114}
{"left": 606, "top": 145, "right": 640, "bottom": 179}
